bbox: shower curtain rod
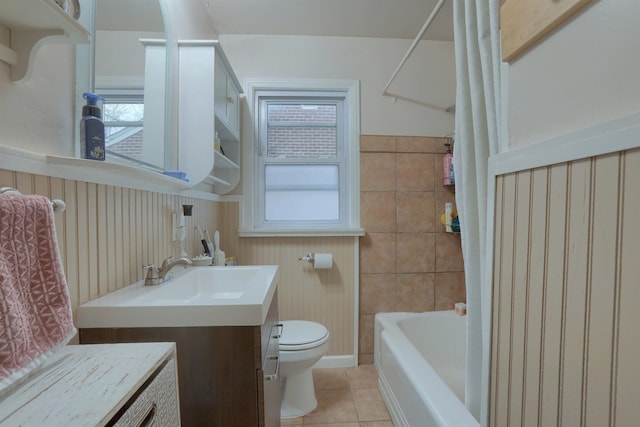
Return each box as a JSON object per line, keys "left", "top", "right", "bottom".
{"left": 381, "top": 0, "right": 448, "bottom": 97}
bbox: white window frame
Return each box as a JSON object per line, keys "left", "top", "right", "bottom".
{"left": 99, "top": 88, "right": 145, "bottom": 148}
{"left": 240, "top": 79, "right": 364, "bottom": 237}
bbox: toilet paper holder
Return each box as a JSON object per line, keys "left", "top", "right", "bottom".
{"left": 297, "top": 252, "right": 333, "bottom": 269}
{"left": 297, "top": 253, "right": 315, "bottom": 263}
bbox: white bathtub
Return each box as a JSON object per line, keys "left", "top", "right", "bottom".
{"left": 374, "top": 311, "right": 478, "bottom": 427}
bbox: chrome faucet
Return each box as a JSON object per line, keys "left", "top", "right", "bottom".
{"left": 144, "top": 256, "right": 192, "bottom": 286}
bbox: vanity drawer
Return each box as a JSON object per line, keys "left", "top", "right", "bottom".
{"left": 260, "top": 290, "right": 280, "bottom": 365}
{"left": 257, "top": 293, "right": 281, "bottom": 427}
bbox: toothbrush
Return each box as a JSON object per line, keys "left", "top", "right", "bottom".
{"left": 196, "top": 226, "right": 211, "bottom": 256}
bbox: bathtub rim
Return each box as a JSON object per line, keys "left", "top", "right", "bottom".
{"left": 375, "top": 311, "right": 479, "bottom": 427}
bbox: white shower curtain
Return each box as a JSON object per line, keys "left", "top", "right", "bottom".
{"left": 452, "top": 0, "right": 503, "bottom": 423}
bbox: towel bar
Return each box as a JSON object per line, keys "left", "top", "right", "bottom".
{"left": 0, "top": 187, "right": 66, "bottom": 213}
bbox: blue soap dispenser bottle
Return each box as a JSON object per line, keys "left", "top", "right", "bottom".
{"left": 80, "top": 92, "right": 106, "bottom": 161}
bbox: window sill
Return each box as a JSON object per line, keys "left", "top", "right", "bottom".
{"left": 238, "top": 228, "right": 366, "bottom": 238}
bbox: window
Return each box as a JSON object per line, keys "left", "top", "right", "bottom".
{"left": 242, "top": 80, "right": 362, "bottom": 236}
{"left": 103, "top": 100, "right": 144, "bottom": 157}
{"left": 97, "top": 90, "right": 147, "bottom": 165}
{"left": 96, "top": 88, "right": 164, "bottom": 170}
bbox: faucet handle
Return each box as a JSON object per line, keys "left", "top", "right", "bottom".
{"left": 143, "top": 264, "right": 159, "bottom": 279}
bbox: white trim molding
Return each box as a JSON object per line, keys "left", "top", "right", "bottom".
{"left": 314, "top": 355, "right": 356, "bottom": 369}
{"left": 491, "top": 111, "right": 640, "bottom": 176}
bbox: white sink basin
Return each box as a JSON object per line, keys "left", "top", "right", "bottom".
{"left": 77, "top": 265, "right": 279, "bottom": 328}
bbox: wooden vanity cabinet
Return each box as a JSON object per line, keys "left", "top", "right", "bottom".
{"left": 79, "top": 292, "right": 281, "bottom": 427}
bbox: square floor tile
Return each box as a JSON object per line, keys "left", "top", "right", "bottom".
{"left": 313, "top": 368, "right": 350, "bottom": 390}
{"left": 346, "top": 364, "right": 379, "bottom": 389}
{"left": 302, "top": 388, "right": 359, "bottom": 424}
{"left": 352, "top": 388, "right": 391, "bottom": 422}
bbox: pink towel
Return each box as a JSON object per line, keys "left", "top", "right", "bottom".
{"left": 0, "top": 194, "right": 76, "bottom": 396}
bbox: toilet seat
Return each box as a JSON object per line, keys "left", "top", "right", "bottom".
{"left": 280, "top": 320, "right": 329, "bottom": 351}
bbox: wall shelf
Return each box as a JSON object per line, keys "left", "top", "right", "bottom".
{"left": 214, "top": 150, "right": 239, "bottom": 169}
{"left": 204, "top": 174, "right": 231, "bottom": 187}
{"left": 0, "top": 144, "right": 192, "bottom": 195}
{"left": 0, "top": 0, "right": 90, "bottom": 82}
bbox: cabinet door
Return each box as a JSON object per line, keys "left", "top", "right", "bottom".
{"left": 259, "top": 294, "right": 281, "bottom": 427}
{"left": 258, "top": 365, "right": 281, "bottom": 427}
{"left": 213, "top": 53, "right": 240, "bottom": 141}
{"left": 225, "top": 79, "right": 240, "bottom": 138}
{"left": 214, "top": 56, "right": 228, "bottom": 124}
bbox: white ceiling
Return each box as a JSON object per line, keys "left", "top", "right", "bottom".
{"left": 96, "top": 0, "right": 454, "bottom": 42}
{"left": 202, "top": 0, "right": 454, "bottom": 41}
{"left": 96, "top": 0, "right": 164, "bottom": 32}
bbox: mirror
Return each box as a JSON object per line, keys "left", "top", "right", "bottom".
{"left": 89, "top": 0, "right": 168, "bottom": 171}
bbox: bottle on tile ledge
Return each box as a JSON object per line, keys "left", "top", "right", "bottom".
{"left": 80, "top": 92, "right": 106, "bottom": 161}
{"left": 443, "top": 142, "right": 453, "bottom": 185}
{"left": 445, "top": 202, "right": 453, "bottom": 232}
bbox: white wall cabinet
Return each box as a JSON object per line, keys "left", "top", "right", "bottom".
{"left": 0, "top": 343, "right": 180, "bottom": 426}
{"left": 178, "top": 40, "right": 242, "bottom": 194}
{"left": 0, "top": 0, "right": 90, "bottom": 82}
{"left": 141, "top": 39, "right": 167, "bottom": 170}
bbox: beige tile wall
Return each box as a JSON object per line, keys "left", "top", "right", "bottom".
{"left": 358, "top": 135, "right": 466, "bottom": 363}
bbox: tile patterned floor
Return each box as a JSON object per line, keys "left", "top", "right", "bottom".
{"left": 281, "top": 364, "right": 394, "bottom": 427}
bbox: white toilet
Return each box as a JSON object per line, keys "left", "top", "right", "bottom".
{"left": 279, "top": 320, "right": 330, "bottom": 418}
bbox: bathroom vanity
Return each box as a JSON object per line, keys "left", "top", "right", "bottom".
{"left": 0, "top": 343, "right": 179, "bottom": 426}
{"left": 77, "top": 265, "right": 281, "bottom": 427}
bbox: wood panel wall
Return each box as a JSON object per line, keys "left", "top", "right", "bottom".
{"left": 0, "top": 169, "right": 219, "bottom": 342}
{"left": 490, "top": 149, "right": 640, "bottom": 426}
{"left": 218, "top": 202, "right": 356, "bottom": 357}
{"left": 0, "top": 169, "right": 355, "bottom": 357}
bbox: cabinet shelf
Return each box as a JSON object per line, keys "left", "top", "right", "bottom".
{"left": 203, "top": 174, "right": 231, "bottom": 187}
{"left": 214, "top": 150, "right": 239, "bottom": 169}
{"left": 0, "top": 0, "right": 90, "bottom": 82}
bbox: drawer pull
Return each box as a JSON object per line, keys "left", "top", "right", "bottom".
{"left": 264, "top": 355, "right": 280, "bottom": 381}
{"left": 272, "top": 323, "right": 284, "bottom": 339}
{"left": 137, "top": 402, "right": 157, "bottom": 427}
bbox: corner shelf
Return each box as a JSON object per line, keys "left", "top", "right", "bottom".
{"left": 214, "top": 150, "right": 239, "bottom": 169}
{"left": 204, "top": 150, "right": 239, "bottom": 194}
{"left": 0, "top": 0, "right": 90, "bottom": 82}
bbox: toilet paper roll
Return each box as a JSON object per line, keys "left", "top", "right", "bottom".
{"left": 312, "top": 253, "right": 333, "bottom": 269}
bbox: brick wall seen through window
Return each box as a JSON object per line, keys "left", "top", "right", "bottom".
{"left": 266, "top": 104, "right": 337, "bottom": 158}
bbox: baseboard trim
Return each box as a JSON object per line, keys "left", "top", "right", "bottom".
{"left": 313, "top": 355, "right": 356, "bottom": 369}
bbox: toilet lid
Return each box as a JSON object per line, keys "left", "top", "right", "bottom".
{"left": 280, "top": 320, "right": 329, "bottom": 349}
